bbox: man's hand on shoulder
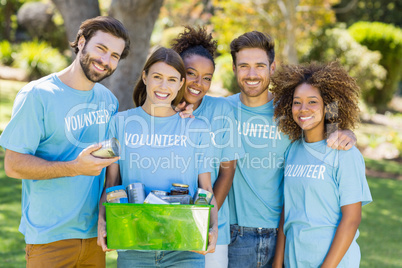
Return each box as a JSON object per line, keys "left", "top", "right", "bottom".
{"left": 174, "top": 101, "right": 195, "bottom": 118}
{"left": 327, "top": 130, "right": 357, "bottom": 151}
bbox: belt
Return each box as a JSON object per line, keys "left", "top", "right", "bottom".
{"left": 231, "top": 224, "right": 277, "bottom": 235}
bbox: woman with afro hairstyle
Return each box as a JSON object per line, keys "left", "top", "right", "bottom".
{"left": 171, "top": 26, "right": 245, "bottom": 268}
{"left": 271, "top": 61, "right": 372, "bottom": 268}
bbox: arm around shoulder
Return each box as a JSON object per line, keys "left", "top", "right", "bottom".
{"left": 327, "top": 130, "right": 357, "bottom": 150}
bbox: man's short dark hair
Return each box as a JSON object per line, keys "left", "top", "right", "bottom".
{"left": 230, "top": 31, "right": 275, "bottom": 66}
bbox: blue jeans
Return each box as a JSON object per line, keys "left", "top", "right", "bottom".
{"left": 228, "top": 224, "right": 277, "bottom": 268}
{"left": 117, "top": 250, "right": 205, "bottom": 268}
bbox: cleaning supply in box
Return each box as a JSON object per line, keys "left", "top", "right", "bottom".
{"left": 194, "top": 193, "right": 209, "bottom": 205}
{"left": 126, "top": 182, "right": 146, "bottom": 204}
{"left": 143, "top": 192, "right": 170, "bottom": 204}
{"left": 106, "top": 185, "right": 128, "bottom": 203}
{"left": 193, "top": 188, "right": 213, "bottom": 204}
{"left": 170, "top": 183, "right": 189, "bottom": 195}
{"left": 160, "top": 194, "right": 193, "bottom": 204}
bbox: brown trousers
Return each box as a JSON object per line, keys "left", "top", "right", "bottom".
{"left": 25, "top": 238, "right": 105, "bottom": 268}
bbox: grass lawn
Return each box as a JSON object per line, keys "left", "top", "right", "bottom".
{"left": 0, "top": 80, "right": 27, "bottom": 132}
{"left": 359, "top": 178, "right": 402, "bottom": 267}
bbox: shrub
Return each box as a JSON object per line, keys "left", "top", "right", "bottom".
{"left": 349, "top": 22, "right": 402, "bottom": 112}
{"left": 302, "top": 25, "right": 387, "bottom": 108}
{"left": 0, "top": 40, "right": 14, "bottom": 66}
{"left": 215, "top": 53, "right": 239, "bottom": 94}
{"left": 12, "top": 40, "right": 68, "bottom": 80}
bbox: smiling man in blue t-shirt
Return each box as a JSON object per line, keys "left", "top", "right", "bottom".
{"left": 0, "top": 16, "right": 130, "bottom": 267}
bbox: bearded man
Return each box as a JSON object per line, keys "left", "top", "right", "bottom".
{"left": 0, "top": 16, "right": 130, "bottom": 267}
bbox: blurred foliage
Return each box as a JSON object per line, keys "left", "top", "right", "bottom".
{"left": 12, "top": 40, "right": 68, "bottom": 80}
{"left": 158, "top": 26, "right": 185, "bottom": 48}
{"left": 0, "top": 0, "right": 25, "bottom": 41}
{"left": 365, "top": 131, "right": 402, "bottom": 158}
{"left": 0, "top": 40, "right": 14, "bottom": 65}
{"left": 387, "top": 131, "right": 402, "bottom": 156}
{"left": 15, "top": 1, "right": 68, "bottom": 51}
{"left": 155, "top": 0, "right": 340, "bottom": 62}
{"left": 0, "top": 37, "right": 70, "bottom": 78}
{"left": 302, "top": 24, "right": 387, "bottom": 106}
{"left": 373, "top": 130, "right": 402, "bottom": 156}
{"left": 0, "top": 0, "right": 68, "bottom": 51}
{"left": 211, "top": 0, "right": 339, "bottom": 62}
{"left": 364, "top": 158, "right": 402, "bottom": 175}
{"left": 152, "top": 0, "right": 214, "bottom": 47}
{"left": 40, "top": 4, "right": 68, "bottom": 51}
{"left": 158, "top": 0, "right": 213, "bottom": 28}
{"left": 334, "top": 0, "right": 402, "bottom": 27}
{"left": 349, "top": 22, "right": 402, "bottom": 112}
{"left": 98, "top": 0, "right": 111, "bottom": 15}
{"left": 215, "top": 53, "right": 238, "bottom": 94}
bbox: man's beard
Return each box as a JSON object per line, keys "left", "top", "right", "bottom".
{"left": 79, "top": 46, "right": 115, "bottom": 83}
{"left": 237, "top": 77, "right": 269, "bottom": 98}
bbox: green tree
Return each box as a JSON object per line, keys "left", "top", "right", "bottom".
{"left": 158, "top": 0, "right": 214, "bottom": 27}
{"left": 334, "top": 0, "right": 402, "bottom": 27}
{"left": 0, "top": 0, "right": 24, "bottom": 41}
{"left": 151, "top": 0, "right": 214, "bottom": 47}
{"left": 211, "top": 0, "right": 339, "bottom": 64}
{"left": 349, "top": 21, "right": 402, "bottom": 112}
{"left": 303, "top": 25, "right": 386, "bottom": 106}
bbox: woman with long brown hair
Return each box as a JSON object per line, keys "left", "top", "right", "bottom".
{"left": 98, "top": 47, "right": 218, "bottom": 267}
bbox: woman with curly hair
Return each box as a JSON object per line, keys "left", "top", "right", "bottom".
{"left": 271, "top": 61, "right": 372, "bottom": 268}
{"left": 171, "top": 26, "right": 244, "bottom": 268}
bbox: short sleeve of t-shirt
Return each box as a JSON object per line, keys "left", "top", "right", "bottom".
{"left": 283, "top": 142, "right": 293, "bottom": 165}
{"left": 107, "top": 114, "right": 118, "bottom": 140}
{"left": 188, "top": 118, "right": 214, "bottom": 175}
{"left": 220, "top": 101, "right": 245, "bottom": 162}
{"left": 108, "top": 112, "right": 129, "bottom": 164}
{"left": 0, "top": 87, "right": 44, "bottom": 154}
{"left": 336, "top": 147, "right": 372, "bottom": 207}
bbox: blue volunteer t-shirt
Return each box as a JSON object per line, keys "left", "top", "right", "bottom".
{"left": 193, "top": 95, "right": 245, "bottom": 245}
{"left": 283, "top": 139, "right": 372, "bottom": 268}
{"left": 226, "top": 93, "right": 291, "bottom": 228}
{"left": 0, "top": 73, "right": 118, "bottom": 244}
{"left": 111, "top": 107, "right": 213, "bottom": 196}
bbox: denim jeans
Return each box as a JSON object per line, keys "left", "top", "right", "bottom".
{"left": 117, "top": 250, "right": 205, "bottom": 268}
{"left": 205, "top": 244, "right": 228, "bottom": 268}
{"left": 228, "top": 224, "right": 277, "bottom": 268}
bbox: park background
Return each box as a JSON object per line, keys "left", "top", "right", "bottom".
{"left": 0, "top": 0, "right": 401, "bottom": 267}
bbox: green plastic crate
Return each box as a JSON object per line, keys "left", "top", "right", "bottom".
{"left": 104, "top": 203, "right": 212, "bottom": 251}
